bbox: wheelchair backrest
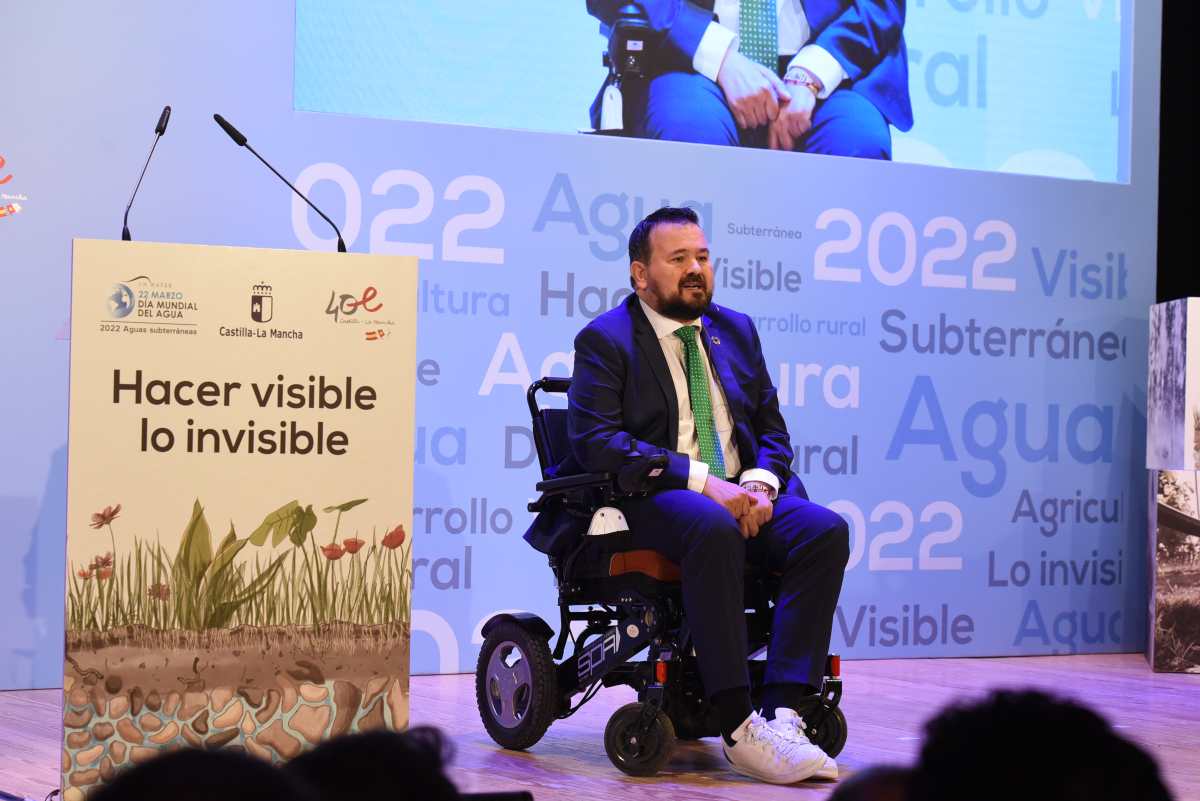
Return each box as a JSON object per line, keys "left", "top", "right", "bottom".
{"left": 526, "top": 377, "right": 572, "bottom": 480}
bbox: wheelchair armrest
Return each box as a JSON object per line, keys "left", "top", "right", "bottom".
{"left": 535, "top": 473, "right": 614, "bottom": 495}
{"left": 527, "top": 473, "right": 614, "bottom": 513}
{"left": 528, "top": 453, "right": 667, "bottom": 513}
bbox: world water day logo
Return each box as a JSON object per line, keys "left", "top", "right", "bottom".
{"left": 107, "top": 283, "right": 136, "bottom": 319}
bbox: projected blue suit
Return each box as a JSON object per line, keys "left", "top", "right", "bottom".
{"left": 588, "top": 0, "right": 911, "bottom": 158}
{"left": 527, "top": 294, "right": 850, "bottom": 695}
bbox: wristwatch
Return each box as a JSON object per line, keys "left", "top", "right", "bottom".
{"left": 784, "top": 67, "right": 822, "bottom": 98}
{"left": 742, "top": 480, "right": 776, "bottom": 499}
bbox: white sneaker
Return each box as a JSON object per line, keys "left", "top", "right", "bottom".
{"left": 722, "top": 711, "right": 829, "bottom": 784}
{"left": 768, "top": 708, "right": 839, "bottom": 780}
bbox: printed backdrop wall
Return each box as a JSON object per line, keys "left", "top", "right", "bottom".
{"left": 1, "top": 0, "right": 1162, "bottom": 686}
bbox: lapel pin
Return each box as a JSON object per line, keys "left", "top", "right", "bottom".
{"left": 711, "top": 336, "right": 720, "bottom": 345}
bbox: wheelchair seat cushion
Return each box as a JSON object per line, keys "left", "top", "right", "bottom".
{"left": 566, "top": 533, "right": 682, "bottom": 583}
{"left": 608, "top": 549, "right": 682, "bottom": 582}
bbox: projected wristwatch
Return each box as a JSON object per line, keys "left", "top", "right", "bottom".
{"left": 784, "top": 67, "right": 822, "bottom": 98}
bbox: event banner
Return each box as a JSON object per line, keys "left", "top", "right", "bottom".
{"left": 1148, "top": 299, "right": 1200, "bottom": 470}
{"left": 62, "top": 240, "right": 416, "bottom": 796}
{"left": 1148, "top": 301, "right": 1200, "bottom": 673}
{"left": 1152, "top": 469, "right": 1200, "bottom": 674}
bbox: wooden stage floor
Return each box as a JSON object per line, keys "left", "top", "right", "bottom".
{"left": 3, "top": 654, "right": 1198, "bottom": 800}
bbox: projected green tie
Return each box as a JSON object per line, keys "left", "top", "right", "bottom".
{"left": 739, "top": 0, "right": 779, "bottom": 71}
{"left": 674, "top": 325, "right": 726, "bottom": 479}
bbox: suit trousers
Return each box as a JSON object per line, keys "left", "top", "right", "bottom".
{"left": 618, "top": 489, "right": 850, "bottom": 697}
{"left": 622, "top": 68, "right": 893, "bottom": 159}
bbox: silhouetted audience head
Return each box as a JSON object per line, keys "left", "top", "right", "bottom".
{"left": 829, "top": 765, "right": 911, "bottom": 801}
{"left": 284, "top": 727, "right": 460, "bottom": 801}
{"left": 88, "top": 747, "right": 317, "bottom": 801}
{"left": 908, "top": 689, "right": 1172, "bottom": 801}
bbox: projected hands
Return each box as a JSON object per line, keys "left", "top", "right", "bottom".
{"left": 716, "top": 51, "right": 816, "bottom": 150}
{"left": 768, "top": 81, "right": 816, "bottom": 151}
{"left": 716, "top": 51, "right": 790, "bottom": 130}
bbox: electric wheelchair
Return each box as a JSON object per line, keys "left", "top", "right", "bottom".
{"left": 475, "top": 377, "right": 847, "bottom": 776}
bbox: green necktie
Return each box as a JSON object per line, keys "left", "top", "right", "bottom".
{"left": 738, "top": 0, "right": 779, "bottom": 71}
{"left": 674, "top": 325, "right": 726, "bottom": 480}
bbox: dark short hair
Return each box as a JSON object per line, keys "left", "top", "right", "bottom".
{"left": 89, "top": 747, "right": 318, "bottom": 801}
{"left": 909, "top": 690, "right": 1172, "bottom": 801}
{"left": 628, "top": 206, "right": 701, "bottom": 287}
{"left": 828, "top": 765, "right": 910, "bottom": 801}
{"left": 285, "top": 727, "right": 460, "bottom": 801}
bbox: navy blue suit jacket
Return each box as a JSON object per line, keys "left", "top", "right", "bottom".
{"left": 588, "top": 0, "right": 912, "bottom": 131}
{"left": 524, "top": 295, "right": 805, "bottom": 556}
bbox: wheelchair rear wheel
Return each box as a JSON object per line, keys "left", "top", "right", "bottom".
{"left": 795, "top": 699, "right": 848, "bottom": 758}
{"left": 604, "top": 702, "right": 676, "bottom": 776}
{"left": 476, "top": 621, "right": 558, "bottom": 750}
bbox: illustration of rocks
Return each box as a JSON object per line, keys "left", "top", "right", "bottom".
{"left": 63, "top": 499, "right": 412, "bottom": 796}
{"left": 61, "top": 667, "right": 408, "bottom": 799}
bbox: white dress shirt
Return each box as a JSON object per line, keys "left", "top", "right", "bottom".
{"left": 639, "top": 299, "right": 781, "bottom": 496}
{"left": 692, "top": 0, "right": 848, "bottom": 100}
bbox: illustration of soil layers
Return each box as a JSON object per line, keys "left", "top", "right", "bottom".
{"left": 64, "top": 241, "right": 418, "bottom": 798}
{"left": 62, "top": 498, "right": 411, "bottom": 798}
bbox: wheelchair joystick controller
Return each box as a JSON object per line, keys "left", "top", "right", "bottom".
{"left": 600, "top": 4, "right": 659, "bottom": 132}
{"left": 617, "top": 452, "right": 668, "bottom": 494}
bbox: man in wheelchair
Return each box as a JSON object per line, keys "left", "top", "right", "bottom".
{"left": 478, "top": 206, "right": 850, "bottom": 784}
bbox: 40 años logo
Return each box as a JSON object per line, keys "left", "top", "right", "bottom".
{"left": 325, "top": 286, "right": 383, "bottom": 322}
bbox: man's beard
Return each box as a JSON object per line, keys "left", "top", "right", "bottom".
{"left": 659, "top": 280, "right": 713, "bottom": 320}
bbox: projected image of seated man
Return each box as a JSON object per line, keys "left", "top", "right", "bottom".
{"left": 589, "top": 0, "right": 912, "bottom": 159}
{"left": 554, "top": 206, "right": 850, "bottom": 783}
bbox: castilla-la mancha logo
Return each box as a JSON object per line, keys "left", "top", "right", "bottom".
{"left": 251, "top": 283, "right": 274, "bottom": 323}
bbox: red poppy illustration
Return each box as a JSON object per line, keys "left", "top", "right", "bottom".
{"left": 343, "top": 537, "right": 365, "bottom": 555}
{"left": 96, "top": 567, "right": 114, "bottom": 581}
{"left": 147, "top": 583, "right": 170, "bottom": 601}
{"left": 90, "top": 504, "right": 122, "bottom": 529}
{"left": 90, "top": 553, "right": 113, "bottom": 571}
{"left": 77, "top": 569, "right": 92, "bottom": 580}
{"left": 320, "top": 543, "right": 346, "bottom": 561}
{"left": 381, "top": 524, "right": 406, "bottom": 550}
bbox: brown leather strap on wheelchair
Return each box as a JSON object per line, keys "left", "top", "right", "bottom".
{"left": 608, "top": 549, "right": 682, "bottom": 582}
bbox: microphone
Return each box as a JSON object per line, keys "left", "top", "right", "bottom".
{"left": 122, "top": 105, "right": 171, "bottom": 242}
{"left": 213, "top": 113, "right": 245, "bottom": 146}
{"left": 212, "top": 113, "right": 347, "bottom": 253}
{"left": 155, "top": 105, "right": 171, "bottom": 136}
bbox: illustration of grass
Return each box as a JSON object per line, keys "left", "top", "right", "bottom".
{"left": 67, "top": 499, "right": 412, "bottom": 641}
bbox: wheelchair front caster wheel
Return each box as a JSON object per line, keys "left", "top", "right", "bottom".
{"left": 795, "top": 700, "right": 848, "bottom": 758}
{"left": 476, "top": 621, "right": 558, "bottom": 750}
{"left": 604, "top": 702, "right": 676, "bottom": 776}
